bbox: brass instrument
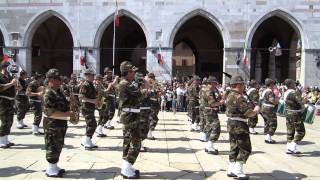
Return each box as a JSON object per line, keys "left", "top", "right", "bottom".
{"left": 69, "top": 86, "right": 80, "bottom": 125}
{"left": 96, "top": 83, "right": 106, "bottom": 110}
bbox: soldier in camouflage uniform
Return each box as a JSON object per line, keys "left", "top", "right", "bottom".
{"left": 203, "top": 76, "right": 224, "bottom": 155}
{"left": 198, "top": 78, "right": 208, "bottom": 142}
{"left": 246, "top": 80, "right": 260, "bottom": 134}
{"left": 79, "top": 69, "right": 98, "bottom": 150}
{"left": 260, "top": 78, "right": 279, "bottom": 144}
{"left": 225, "top": 75, "right": 260, "bottom": 179}
{"left": 26, "top": 73, "right": 44, "bottom": 135}
{"left": 188, "top": 75, "right": 201, "bottom": 131}
{"left": 103, "top": 67, "right": 117, "bottom": 130}
{"left": 147, "top": 73, "right": 160, "bottom": 140}
{"left": 0, "top": 61, "right": 17, "bottom": 148}
{"left": 284, "top": 78, "right": 306, "bottom": 154}
{"left": 135, "top": 72, "right": 151, "bottom": 152}
{"left": 117, "top": 61, "right": 141, "bottom": 179}
{"left": 43, "top": 69, "right": 70, "bottom": 177}
{"left": 15, "top": 70, "right": 29, "bottom": 129}
{"left": 95, "top": 74, "right": 107, "bottom": 137}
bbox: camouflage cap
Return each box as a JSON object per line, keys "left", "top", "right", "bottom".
{"left": 120, "top": 61, "right": 138, "bottom": 73}
{"left": 230, "top": 75, "right": 244, "bottom": 85}
{"left": 249, "top": 79, "right": 258, "bottom": 87}
{"left": 84, "top": 68, "right": 95, "bottom": 75}
{"left": 265, "top": 78, "right": 275, "bottom": 86}
{"left": 207, "top": 76, "right": 218, "bottom": 83}
{"left": 285, "top": 78, "right": 295, "bottom": 87}
{"left": 1, "top": 61, "right": 10, "bottom": 68}
{"left": 147, "top": 72, "right": 155, "bottom": 79}
{"left": 192, "top": 75, "right": 201, "bottom": 81}
{"left": 46, "top": 69, "right": 60, "bottom": 79}
{"left": 104, "top": 67, "right": 112, "bottom": 74}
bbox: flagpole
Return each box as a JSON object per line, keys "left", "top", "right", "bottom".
{"left": 112, "top": 0, "right": 117, "bottom": 76}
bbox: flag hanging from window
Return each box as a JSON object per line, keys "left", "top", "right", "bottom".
{"left": 80, "top": 49, "right": 88, "bottom": 69}
{"left": 157, "top": 46, "right": 164, "bottom": 65}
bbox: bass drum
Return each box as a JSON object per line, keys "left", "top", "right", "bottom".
{"left": 302, "top": 104, "right": 316, "bottom": 124}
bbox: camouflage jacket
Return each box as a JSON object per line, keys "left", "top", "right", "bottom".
{"left": 117, "top": 78, "right": 142, "bottom": 110}
{"left": 261, "top": 88, "right": 278, "bottom": 111}
{"left": 225, "top": 90, "right": 254, "bottom": 119}
{"left": 284, "top": 89, "right": 304, "bottom": 112}
{"left": 103, "top": 77, "right": 116, "bottom": 99}
{"left": 26, "top": 80, "right": 41, "bottom": 101}
{"left": 204, "top": 88, "right": 222, "bottom": 108}
{"left": 60, "top": 83, "right": 69, "bottom": 97}
{"left": 43, "top": 86, "right": 69, "bottom": 117}
{"left": 187, "top": 84, "right": 200, "bottom": 102}
{"left": 79, "top": 80, "right": 97, "bottom": 109}
{"left": 0, "top": 72, "right": 15, "bottom": 98}
{"left": 247, "top": 88, "right": 259, "bottom": 104}
{"left": 199, "top": 86, "right": 208, "bottom": 107}
{"left": 17, "top": 77, "right": 27, "bottom": 95}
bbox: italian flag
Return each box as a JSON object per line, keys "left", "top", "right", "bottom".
{"left": 2, "top": 48, "right": 13, "bottom": 62}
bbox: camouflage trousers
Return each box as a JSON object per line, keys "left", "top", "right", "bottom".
{"left": 227, "top": 120, "right": 251, "bottom": 163}
{"left": 44, "top": 117, "right": 67, "bottom": 164}
{"left": 30, "top": 102, "right": 42, "bottom": 126}
{"left": 0, "top": 99, "right": 15, "bottom": 136}
{"left": 121, "top": 112, "right": 141, "bottom": 164}
{"left": 261, "top": 111, "right": 277, "bottom": 136}
{"left": 199, "top": 106, "right": 206, "bottom": 132}
{"left": 149, "top": 103, "right": 160, "bottom": 131}
{"left": 286, "top": 113, "right": 305, "bottom": 142}
{"left": 248, "top": 115, "right": 258, "bottom": 128}
{"left": 188, "top": 101, "right": 200, "bottom": 124}
{"left": 15, "top": 95, "right": 29, "bottom": 121}
{"left": 140, "top": 109, "right": 151, "bottom": 140}
{"left": 82, "top": 108, "right": 97, "bottom": 138}
{"left": 204, "top": 109, "right": 220, "bottom": 142}
{"left": 98, "top": 104, "right": 107, "bottom": 126}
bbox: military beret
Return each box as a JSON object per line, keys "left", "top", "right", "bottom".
{"left": 120, "top": 61, "right": 138, "bottom": 73}
{"left": 192, "top": 75, "right": 201, "bottom": 81}
{"left": 230, "top": 75, "right": 244, "bottom": 85}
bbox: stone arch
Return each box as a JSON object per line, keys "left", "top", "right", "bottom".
{"left": 168, "top": 8, "right": 229, "bottom": 48}
{"left": 94, "top": 9, "right": 149, "bottom": 48}
{"left": 23, "top": 10, "right": 76, "bottom": 75}
{"left": 246, "top": 8, "right": 307, "bottom": 49}
{"left": 0, "top": 22, "right": 9, "bottom": 46}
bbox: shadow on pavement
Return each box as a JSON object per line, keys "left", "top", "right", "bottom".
{"left": 0, "top": 166, "right": 36, "bottom": 177}
{"left": 248, "top": 170, "right": 307, "bottom": 180}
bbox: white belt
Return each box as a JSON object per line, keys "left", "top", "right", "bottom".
{"left": 228, "top": 117, "right": 247, "bottom": 123}
{"left": 194, "top": 106, "right": 200, "bottom": 108}
{"left": 122, "top": 108, "right": 140, "bottom": 113}
{"left": 82, "top": 99, "right": 96, "bottom": 104}
{"left": 30, "top": 99, "right": 42, "bottom": 103}
{"left": 0, "top": 95, "right": 15, "bottom": 101}
{"left": 140, "top": 107, "right": 151, "bottom": 110}
{"left": 43, "top": 114, "right": 69, "bottom": 121}
{"left": 285, "top": 109, "right": 303, "bottom": 112}
{"left": 108, "top": 94, "right": 116, "bottom": 98}
{"left": 150, "top": 98, "right": 158, "bottom": 101}
{"left": 205, "top": 107, "right": 218, "bottom": 110}
{"left": 263, "top": 103, "right": 275, "bottom": 107}
{"left": 73, "top": 93, "right": 80, "bottom": 96}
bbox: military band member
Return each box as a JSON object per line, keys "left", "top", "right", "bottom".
{"left": 226, "top": 75, "right": 260, "bottom": 179}
{"left": 146, "top": 73, "right": 160, "bottom": 140}
{"left": 95, "top": 74, "right": 107, "bottom": 137}
{"left": 0, "top": 61, "right": 17, "bottom": 148}
{"left": 26, "top": 73, "right": 44, "bottom": 135}
{"left": 188, "top": 75, "right": 201, "bottom": 131}
{"left": 203, "top": 76, "right": 224, "bottom": 155}
{"left": 247, "top": 80, "right": 260, "bottom": 134}
{"left": 43, "top": 69, "right": 69, "bottom": 177}
{"left": 67, "top": 74, "right": 80, "bottom": 114}
{"left": 199, "top": 78, "right": 209, "bottom": 142}
{"left": 284, "top": 79, "right": 306, "bottom": 154}
{"left": 79, "top": 69, "right": 98, "bottom": 150}
{"left": 103, "top": 67, "right": 117, "bottom": 129}
{"left": 118, "top": 61, "right": 142, "bottom": 179}
{"left": 16, "top": 70, "right": 29, "bottom": 129}
{"left": 260, "top": 78, "right": 279, "bottom": 144}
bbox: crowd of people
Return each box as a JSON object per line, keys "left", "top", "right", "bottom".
{"left": 0, "top": 59, "right": 316, "bottom": 179}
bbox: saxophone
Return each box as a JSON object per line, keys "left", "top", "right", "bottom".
{"left": 96, "top": 82, "right": 106, "bottom": 110}
{"left": 69, "top": 86, "right": 80, "bottom": 125}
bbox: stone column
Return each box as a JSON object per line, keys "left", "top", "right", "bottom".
{"left": 303, "top": 49, "right": 320, "bottom": 86}
{"left": 255, "top": 50, "right": 262, "bottom": 83}
{"left": 146, "top": 47, "right": 173, "bottom": 81}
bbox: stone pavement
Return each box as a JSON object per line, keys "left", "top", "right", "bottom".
{"left": 0, "top": 111, "right": 319, "bottom": 180}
